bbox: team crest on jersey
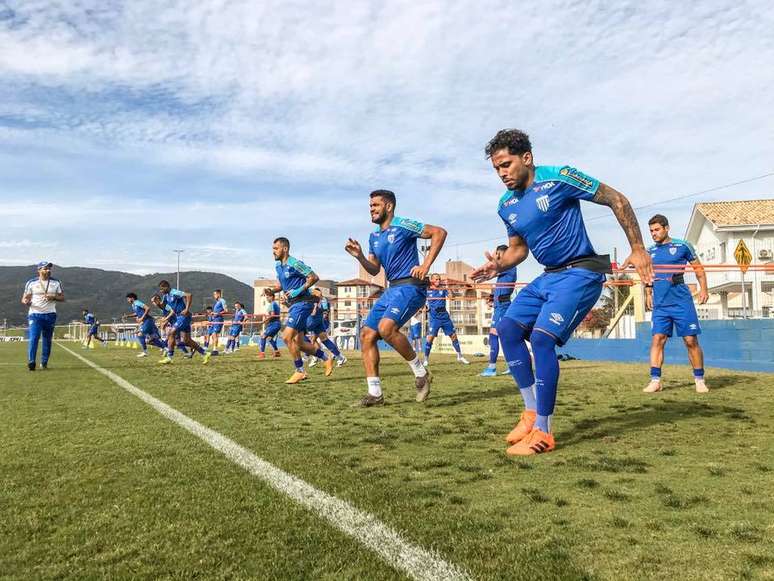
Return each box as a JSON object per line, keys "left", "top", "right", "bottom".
{"left": 536, "top": 195, "right": 550, "bottom": 212}
{"left": 669, "top": 247, "right": 677, "bottom": 255}
{"left": 508, "top": 213, "right": 517, "bottom": 224}
{"left": 387, "top": 233, "right": 396, "bottom": 243}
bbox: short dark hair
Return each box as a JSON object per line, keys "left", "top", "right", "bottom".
{"left": 274, "top": 237, "right": 290, "bottom": 247}
{"left": 264, "top": 288, "right": 275, "bottom": 297}
{"left": 234, "top": 301, "right": 243, "bottom": 308}
{"left": 485, "top": 129, "right": 532, "bottom": 158}
{"left": 496, "top": 244, "right": 508, "bottom": 253}
{"left": 159, "top": 280, "right": 170, "bottom": 288}
{"left": 648, "top": 214, "right": 669, "bottom": 227}
{"left": 205, "top": 305, "right": 212, "bottom": 310}
{"left": 370, "top": 189, "right": 396, "bottom": 207}
{"left": 82, "top": 308, "right": 88, "bottom": 312}
{"left": 151, "top": 294, "right": 162, "bottom": 302}
{"left": 126, "top": 293, "right": 137, "bottom": 300}
{"left": 214, "top": 289, "right": 222, "bottom": 294}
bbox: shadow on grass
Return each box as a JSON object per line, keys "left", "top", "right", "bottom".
{"left": 666, "top": 373, "right": 754, "bottom": 391}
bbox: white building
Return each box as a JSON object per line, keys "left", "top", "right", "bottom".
{"left": 685, "top": 200, "right": 774, "bottom": 318}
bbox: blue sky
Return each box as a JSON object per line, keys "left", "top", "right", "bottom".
{"left": 1, "top": 0, "right": 773, "bottom": 284}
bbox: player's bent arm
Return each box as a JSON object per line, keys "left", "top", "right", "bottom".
{"left": 499, "top": 235, "right": 529, "bottom": 271}
{"left": 690, "top": 258, "right": 709, "bottom": 302}
{"left": 359, "top": 253, "right": 381, "bottom": 276}
{"left": 416, "top": 224, "right": 447, "bottom": 273}
{"left": 21, "top": 291, "right": 32, "bottom": 305}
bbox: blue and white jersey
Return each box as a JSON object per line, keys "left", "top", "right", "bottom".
{"left": 498, "top": 166, "right": 599, "bottom": 268}
{"left": 427, "top": 288, "right": 449, "bottom": 317}
{"left": 24, "top": 277, "right": 63, "bottom": 314}
{"left": 84, "top": 312, "right": 96, "bottom": 326}
{"left": 265, "top": 300, "right": 281, "bottom": 319}
{"left": 369, "top": 216, "right": 425, "bottom": 282}
{"left": 232, "top": 308, "right": 247, "bottom": 324}
{"left": 276, "top": 257, "right": 313, "bottom": 296}
{"left": 649, "top": 239, "right": 697, "bottom": 308}
{"left": 212, "top": 298, "right": 227, "bottom": 321}
{"left": 131, "top": 300, "right": 149, "bottom": 319}
{"left": 494, "top": 266, "right": 518, "bottom": 303}
{"left": 157, "top": 302, "right": 177, "bottom": 324}
{"left": 320, "top": 297, "right": 329, "bottom": 314}
{"left": 163, "top": 288, "right": 188, "bottom": 315}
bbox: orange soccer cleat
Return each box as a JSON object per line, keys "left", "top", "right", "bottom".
{"left": 285, "top": 371, "right": 308, "bottom": 384}
{"left": 324, "top": 358, "right": 335, "bottom": 377}
{"left": 258, "top": 352, "right": 266, "bottom": 359}
{"left": 506, "top": 410, "right": 537, "bottom": 445}
{"left": 506, "top": 427, "right": 555, "bottom": 456}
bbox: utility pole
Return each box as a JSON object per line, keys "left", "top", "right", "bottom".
{"left": 173, "top": 249, "right": 184, "bottom": 289}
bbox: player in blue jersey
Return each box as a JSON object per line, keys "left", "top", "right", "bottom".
{"left": 225, "top": 301, "right": 247, "bottom": 353}
{"left": 272, "top": 237, "right": 335, "bottom": 383}
{"left": 208, "top": 289, "right": 228, "bottom": 355}
{"left": 306, "top": 288, "right": 347, "bottom": 367}
{"left": 157, "top": 280, "right": 211, "bottom": 365}
{"left": 203, "top": 306, "right": 214, "bottom": 349}
{"left": 345, "top": 189, "right": 447, "bottom": 406}
{"left": 424, "top": 274, "right": 470, "bottom": 366}
{"left": 643, "top": 214, "right": 709, "bottom": 394}
{"left": 81, "top": 308, "right": 107, "bottom": 348}
{"left": 472, "top": 129, "right": 653, "bottom": 455}
{"left": 481, "top": 245, "right": 518, "bottom": 377}
{"left": 126, "top": 293, "right": 167, "bottom": 358}
{"left": 259, "top": 289, "right": 282, "bottom": 359}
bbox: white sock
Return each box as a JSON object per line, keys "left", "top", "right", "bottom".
{"left": 367, "top": 377, "right": 382, "bottom": 397}
{"left": 408, "top": 356, "right": 427, "bottom": 378}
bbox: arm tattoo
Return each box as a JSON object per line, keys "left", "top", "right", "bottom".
{"left": 592, "top": 183, "right": 645, "bottom": 249}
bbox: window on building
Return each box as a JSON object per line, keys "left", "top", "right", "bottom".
{"left": 719, "top": 242, "right": 726, "bottom": 263}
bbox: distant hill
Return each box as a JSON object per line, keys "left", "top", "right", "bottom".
{"left": 0, "top": 265, "right": 254, "bottom": 326}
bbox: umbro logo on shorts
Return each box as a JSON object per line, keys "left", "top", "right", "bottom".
{"left": 549, "top": 312, "right": 564, "bottom": 325}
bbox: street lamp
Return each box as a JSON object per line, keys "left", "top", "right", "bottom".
{"left": 173, "top": 249, "right": 184, "bottom": 288}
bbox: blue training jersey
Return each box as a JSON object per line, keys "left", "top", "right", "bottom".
{"left": 84, "top": 313, "right": 96, "bottom": 325}
{"left": 427, "top": 288, "right": 449, "bottom": 317}
{"left": 157, "top": 302, "right": 177, "bottom": 323}
{"left": 163, "top": 288, "right": 188, "bottom": 315}
{"left": 498, "top": 166, "right": 599, "bottom": 268}
{"left": 233, "top": 308, "right": 247, "bottom": 324}
{"left": 369, "top": 216, "right": 425, "bottom": 282}
{"left": 212, "top": 298, "right": 226, "bottom": 321}
{"left": 131, "top": 300, "right": 149, "bottom": 319}
{"left": 649, "top": 239, "right": 697, "bottom": 308}
{"left": 494, "top": 266, "right": 518, "bottom": 303}
{"left": 276, "top": 257, "right": 313, "bottom": 296}
{"left": 266, "top": 301, "right": 281, "bottom": 319}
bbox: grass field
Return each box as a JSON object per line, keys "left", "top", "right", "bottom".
{"left": 2, "top": 342, "right": 773, "bottom": 580}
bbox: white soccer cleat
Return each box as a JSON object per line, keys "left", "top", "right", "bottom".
{"left": 309, "top": 356, "right": 319, "bottom": 368}
{"left": 422, "top": 359, "right": 429, "bottom": 368}
{"left": 643, "top": 379, "right": 663, "bottom": 393}
{"left": 695, "top": 379, "right": 709, "bottom": 394}
{"left": 336, "top": 355, "right": 348, "bottom": 367}
{"left": 457, "top": 356, "right": 470, "bottom": 365}
{"left": 136, "top": 352, "right": 148, "bottom": 358}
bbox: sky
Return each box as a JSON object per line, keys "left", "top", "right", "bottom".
{"left": 1, "top": 0, "right": 773, "bottom": 285}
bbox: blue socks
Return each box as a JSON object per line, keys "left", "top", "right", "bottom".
{"left": 694, "top": 367, "right": 705, "bottom": 379}
{"left": 424, "top": 340, "right": 432, "bottom": 360}
{"left": 149, "top": 337, "right": 166, "bottom": 349}
{"left": 323, "top": 338, "right": 341, "bottom": 358}
{"left": 269, "top": 338, "right": 278, "bottom": 351}
{"left": 530, "top": 331, "right": 560, "bottom": 433}
{"left": 260, "top": 337, "right": 267, "bottom": 352}
{"left": 489, "top": 333, "right": 500, "bottom": 364}
{"left": 451, "top": 339, "right": 462, "bottom": 355}
{"left": 294, "top": 358, "right": 304, "bottom": 372}
{"left": 496, "top": 317, "right": 537, "bottom": 409}
{"left": 651, "top": 366, "right": 662, "bottom": 380}
{"left": 314, "top": 348, "right": 327, "bottom": 361}
{"left": 138, "top": 334, "right": 147, "bottom": 352}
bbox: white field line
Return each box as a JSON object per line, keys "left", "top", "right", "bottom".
{"left": 58, "top": 344, "right": 471, "bottom": 581}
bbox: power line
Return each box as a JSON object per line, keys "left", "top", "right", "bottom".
{"left": 451, "top": 170, "right": 774, "bottom": 248}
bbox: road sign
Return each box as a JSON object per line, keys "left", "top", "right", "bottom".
{"left": 734, "top": 239, "right": 752, "bottom": 273}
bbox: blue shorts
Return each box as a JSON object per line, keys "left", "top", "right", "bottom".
{"left": 210, "top": 321, "right": 224, "bottom": 334}
{"left": 504, "top": 268, "right": 605, "bottom": 346}
{"left": 408, "top": 322, "right": 422, "bottom": 341}
{"left": 263, "top": 321, "right": 282, "bottom": 338}
{"left": 323, "top": 319, "right": 331, "bottom": 332}
{"left": 229, "top": 324, "right": 243, "bottom": 337}
{"left": 428, "top": 314, "right": 455, "bottom": 338}
{"left": 491, "top": 303, "right": 511, "bottom": 327}
{"left": 172, "top": 314, "right": 192, "bottom": 334}
{"left": 652, "top": 302, "right": 701, "bottom": 337}
{"left": 306, "top": 314, "right": 325, "bottom": 335}
{"left": 285, "top": 301, "right": 315, "bottom": 332}
{"left": 364, "top": 285, "right": 427, "bottom": 331}
{"left": 88, "top": 324, "right": 99, "bottom": 336}
{"left": 140, "top": 319, "right": 160, "bottom": 338}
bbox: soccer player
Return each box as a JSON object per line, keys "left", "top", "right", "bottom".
{"left": 157, "top": 280, "right": 211, "bottom": 365}
{"left": 643, "top": 214, "right": 709, "bottom": 394}
{"left": 82, "top": 308, "right": 107, "bottom": 348}
{"left": 225, "top": 301, "right": 247, "bottom": 353}
{"left": 472, "top": 129, "right": 653, "bottom": 455}
{"left": 424, "top": 274, "right": 469, "bottom": 366}
{"left": 481, "top": 245, "right": 518, "bottom": 377}
{"left": 209, "top": 289, "right": 228, "bottom": 355}
{"left": 259, "top": 289, "right": 282, "bottom": 359}
{"left": 408, "top": 313, "right": 423, "bottom": 359}
{"left": 272, "top": 237, "right": 334, "bottom": 383}
{"left": 203, "top": 306, "right": 214, "bottom": 349}
{"left": 126, "top": 293, "right": 167, "bottom": 357}
{"left": 306, "top": 289, "right": 347, "bottom": 366}
{"left": 344, "top": 189, "right": 447, "bottom": 406}
{"left": 21, "top": 261, "right": 64, "bottom": 371}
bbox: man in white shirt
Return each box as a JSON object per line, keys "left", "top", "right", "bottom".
{"left": 21, "top": 262, "right": 65, "bottom": 371}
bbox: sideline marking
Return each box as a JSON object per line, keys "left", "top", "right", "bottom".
{"left": 58, "top": 344, "right": 471, "bottom": 581}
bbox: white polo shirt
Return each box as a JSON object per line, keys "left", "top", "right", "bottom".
{"left": 24, "top": 277, "right": 63, "bottom": 315}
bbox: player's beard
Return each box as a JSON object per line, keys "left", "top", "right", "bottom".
{"left": 371, "top": 209, "right": 387, "bottom": 225}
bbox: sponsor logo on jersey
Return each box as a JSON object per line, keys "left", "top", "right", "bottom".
{"left": 559, "top": 167, "right": 594, "bottom": 189}
{"left": 536, "top": 194, "right": 550, "bottom": 212}
{"left": 503, "top": 197, "right": 518, "bottom": 207}
{"left": 533, "top": 181, "right": 556, "bottom": 192}
{"left": 549, "top": 312, "right": 565, "bottom": 325}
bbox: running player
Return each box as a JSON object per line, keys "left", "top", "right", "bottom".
{"left": 424, "top": 274, "right": 469, "bottom": 366}
{"left": 408, "top": 313, "right": 424, "bottom": 360}
{"left": 272, "top": 237, "right": 334, "bottom": 383}
{"left": 306, "top": 289, "right": 347, "bottom": 366}
{"left": 82, "top": 308, "right": 107, "bottom": 348}
{"left": 151, "top": 293, "right": 192, "bottom": 358}
{"left": 157, "top": 280, "right": 211, "bottom": 365}
{"left": 259, "top": 289, "right": 282, "bottom": 359}
{"left": 209, "top": 289, "right": 228, "bottom": 355}
{"left": 203, "top": 306, "right": 214, "bottom": 349}
{"left": 21, "top": 261, "right": 64, "bottom": 371}
{"left": 481, "top": 245, "right": 518, "bottom": 377}
{"left": 126, "top": 293, "right": 167, "bottom": 357}
{"left": 644, "top": 214, "right": 709, "bottom": 394}
{"left": 472, "top": 129, "right": 652, "bottom": 455}
{"left": 344, "top": 189, "right": 447, "bottom": 406}
{"left": 225, "top": 301, "right": 247, "bottom": 353}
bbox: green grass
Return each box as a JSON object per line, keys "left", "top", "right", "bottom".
{"left": 2, "top": 342, "right": 773, "bottom": 580}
